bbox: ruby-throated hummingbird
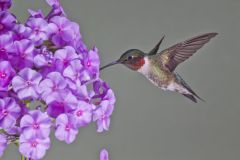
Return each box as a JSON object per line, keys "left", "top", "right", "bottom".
{"left": 100, "top": 33, "right": 217, "bottom": 103}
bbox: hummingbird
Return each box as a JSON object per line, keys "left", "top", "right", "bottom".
{"left": 100, "top": 33, "right": 217, "bottom": 103}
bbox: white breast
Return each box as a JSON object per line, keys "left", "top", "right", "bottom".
{"left": 137, "top": 57, "right": 150, "bottom": 74}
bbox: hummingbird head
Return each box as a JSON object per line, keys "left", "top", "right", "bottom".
{"left": 100, "top": 49, "right": 146, "bottom": 71}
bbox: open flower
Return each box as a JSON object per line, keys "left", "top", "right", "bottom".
{"left": 19, "top": 134, "right": 50, "bottom": 160}
{"left": 83, "top": 47, "right": 100, "bottom": 80}
{"left": 26, "top": 17, "right": 49, "bottom": 45}
{"left": 46, "top": 90, "right": 78, "bottom": 118}
{"left": 0, "top": 0, "right": 12, "bottom": 11}
{"left": 33, "top": 47, "right": 56, "bottom": 76}
{"left": 9, "top": 39, "right": 35, "bottom": 69}
{"left": 0, "top": 61, "right": 15, "bottom": 91}
{"left": 0, "top": 97, "right": 21, "bottom": 130}
{"left": 12, "top": 68, "right": 42, "bottom": 100}
{"left": 71, "top": 100, "right": 92, "bottom": 127}
{"left": 49, "top": 16, "right": 76, "bottom": 46}
{"left": 0, "top": 11, "right": 16, "bottom": 34}
{"left": 39, "top": 72, "right": 67, "bottom": 104}
{"left": 55, "top": 113, "right": 78, "bottom": 144}
{"left": 20, "top": 110, "right": 51, "bottom": 139}
{"left": 12, "top": 24, "right": 31, "bottom": 41}
{"left": 93, "top": 101, "right": 114, "bottom": 133}
{"left": 0, "top": 33, "right": 13, "bottom": 60}
{"left": 54, "top": 46, "right": 79, "bottom": 72}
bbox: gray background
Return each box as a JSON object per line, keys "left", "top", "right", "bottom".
{"left": 4, "top": 0, "right": 240, "bottom": 159}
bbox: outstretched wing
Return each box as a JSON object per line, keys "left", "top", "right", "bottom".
{"left": 159, "top": 33, "right": 217, "bottom": 72}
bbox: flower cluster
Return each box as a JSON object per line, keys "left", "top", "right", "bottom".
{"left": 0, "top": 0, "right": 116, "bottom": 159}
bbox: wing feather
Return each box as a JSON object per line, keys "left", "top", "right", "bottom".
{"left": 160, "top": 33, "right": 217, "bottom": 71}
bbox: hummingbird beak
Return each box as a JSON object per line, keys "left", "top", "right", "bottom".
{"left": 100, "top": 60, "right": 120, "bottom": 70}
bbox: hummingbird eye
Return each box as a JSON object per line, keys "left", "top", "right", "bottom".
{"left": 128, "top": 56, "right": 134, "bottom": 60}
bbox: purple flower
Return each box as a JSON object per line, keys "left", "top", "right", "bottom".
{"left": 0, "top": 11, "right": 16, "bottom": 34}
{"left": 100, "top": 148, "right": 109, "bottom": 160}
{"left": 9, "top": 39, "right": 34, "bottom": 69}
{"left": 33, "top": 47, "right": 54, "bottom": 68}
{"left": 49, "top": 16, "right": 77, "bottom": 46}
{"left": 45, "top": 0, "right": 65, "bottom": 17}
{"left": 54, "top": 46, "right": 79, "bottom": 71}
{"left": 28, "top": 9, "right": 44, "bottom": 18}
{"left": 0, "top": 0, "right": 117, "bottom": 158}
{"left": 63, "top": 59, "right": 84, "bottom": 89}
{"left": 69, "top": 23, "right": 82, "bottom": 49}
{"left": 19, "top": 134, "right": 50, "bottom": 160}
{"left": 92, "top": 80, "right": 116, "bottom": 109}
{"left": 83, "top": 47, "right": 100, "bottom": 80}
{"left": 93, "top": 80, "right": 110, "bottom": 97}
{"left": 102, "top": 89, "right": 116, "bottom": 106}
{"left": 0, "top": 97, "right": 21, "bottom": 130}
{"left": 0, "top": 61, "right": 15, "bottom": 91}
{"left": 71, "top": 101, "right": 92, "bottom": 127}
{"left": 0, "top": 0, "right": 12, "bottom": 11}
{"left": 76, "top": 84, "right": 95, "bottom": 102}
{"left": 20, "top": 110, "right": 51, "bottom": 139}
{"left": 0, "top": 33, "right": 13, "bottom": 60}
{"left": 0, "top": 134, "right": 7, "bottom": 158}
{"left": 26, "top": 17, "right": 49, "bottom": 45}
{"left": 12, "top": 68, "right": 42, "bottom": 100}
{"left": 46, "top": 91, "right": 78, "bottom": 118}
{"left": 46, "top": 0, "right": 62, "bottom": 8}
{"left": 33, "top": 48, "right": 56, "bottom": 76}
{"left": 39, "top": 72, "right": 67, "bottom": 104}
{"left": 63, "top": 59, "right": 82, "bottom": 81}
{"left": 4, "top": 125, "right": 20, "bottom": 135}
{"left": 93, "top": 101, "right": 114, "bottom": 133}
{"left": 76, "top": 38, "right": 88, "bottom": 54}
{"left": 12, "top": 24, "right": 31, "bottom": 41}
{"left": 55, "top": 113, "right": 78, "bottom": 144}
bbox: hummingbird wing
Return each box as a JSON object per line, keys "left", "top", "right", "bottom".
{"left": 148, "top": 35, "right": 165, "bottom": 55}
{"left": 159, "top": 33, "right": 217, "bottom": 72}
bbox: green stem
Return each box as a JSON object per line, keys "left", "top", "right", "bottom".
{"left": 21, "top": 155, "right": 28, "bottom": 160}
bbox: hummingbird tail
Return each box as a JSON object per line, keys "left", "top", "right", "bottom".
{"left": 182, "top": 94, "right": 197, "bottom": 103}
{"left": 175, "top": 73, "right": 205, "bottom": 103}
{"left": 181, "top": 84, "right": 205, "bottom": 103}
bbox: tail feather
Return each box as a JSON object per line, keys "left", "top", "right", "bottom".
{"left": 175, "top": 73, "right": 205, "bottom": 103}
{"left": 182, "top": 94, "right": 197, "bottom": 103}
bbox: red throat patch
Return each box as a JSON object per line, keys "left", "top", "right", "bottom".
{"left": 130, "top": 57, "right": 145, "bottom": 70}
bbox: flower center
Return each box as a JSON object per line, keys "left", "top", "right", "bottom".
{"left": 34, "top": 27, "right": 40, "bottom": 34}
{"left": 65, "top": 124, "right": 71, "bottom": 131}
{"left": 47, "top": 61, "right": 52, "bottom": 66}
{"left": 87, "top": 61, "right": 91, "bottom": 67}
{"left": 0, "top": 71, "right": 7, "bottom": 79}
{"left": 20, "top": 53, "right": 26, "bottom": 58}
{"left": 52, "top": 85, "right": 57, "bottom": 91}
{"left": 63, "top": 59, "right": 68, "bottom": 66}
{"left": 76, "top": 109, "right": 83, "bottom": 117}
{"left": 84, "top": 98, "right": 90, "bottom": 103}
{"left": 32, "top": 123, "right": 39, "bottom": 129}
{"left": 2, "top": 109, "right": 8, "bottom": 116}
{"left": 0, "top": 48, "right": 6, "bottom": 53}
{"left": 26, "top": 80, "right": 32, "bottom": 86}
{"left": 31, "top": 141, "right": 38, "bottom": 148}
{"left": 0, "top": 24, "right": 4, "bottom": 30}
